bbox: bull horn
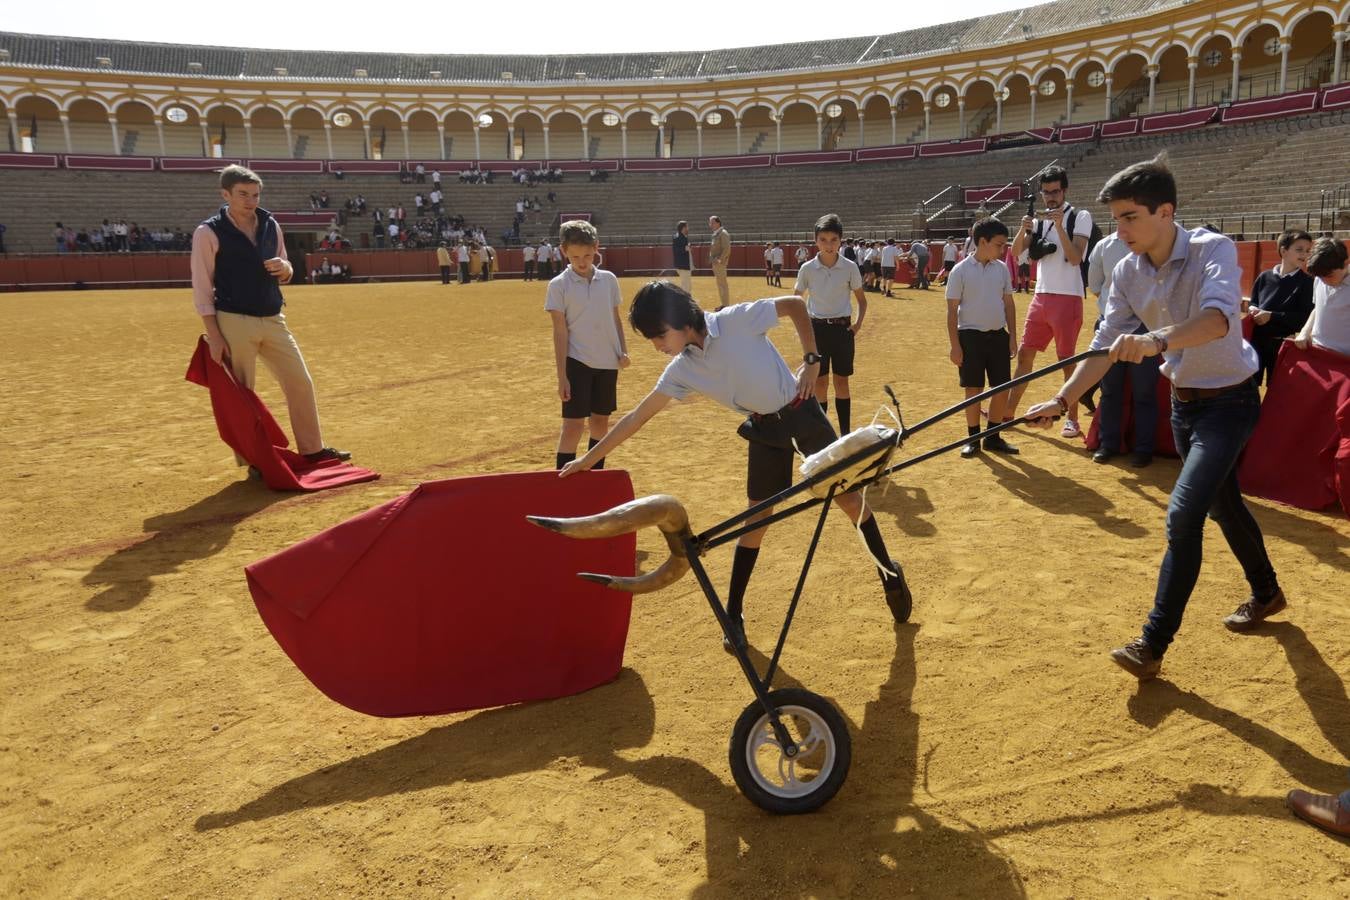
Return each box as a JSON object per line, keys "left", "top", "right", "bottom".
{"left": 527, "top": 494, "right": 693, "bottom": 594}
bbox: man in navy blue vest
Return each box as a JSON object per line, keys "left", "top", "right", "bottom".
{"left": 190, "top": 165, "right": 350, "bottom": 470}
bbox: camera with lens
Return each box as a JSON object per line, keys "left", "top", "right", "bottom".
{"left": 1025, "top": 197, "right": 1058, "bottom": 260}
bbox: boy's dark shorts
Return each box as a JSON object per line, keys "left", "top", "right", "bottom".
{"left": 881, "top": 266, "right": 895, "bottom": 279}
{"left": 562, "top": 356, "right": 618, "bottom": 418}
{"left": 811, "top": 318, "right": 855, "bottom": 377}
{"left": 957, "top": 328, "right": 1012, "bottom": 389}
{"left": 942, "top": 260, "right": 956, "bottom": 272}
{"left": 1018, "top": 263, "right": 1030, "bottom": 277}
{"left": 743, "top": 399, "right": 838, "bottom": 500}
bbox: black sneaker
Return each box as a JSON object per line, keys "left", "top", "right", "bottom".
{"left": 304, "top": 447, "right": 352, "bottom": 463}
{"left": 1130, "top": 451, "right": 1154, "bottom": 468}
{"left": 960, "top": 442, "right": 981, "bottom": 459}
{"left": 721, "top": 616, "right": 746, "bottom": 654}
{"left": 984, "top": 434, "right": 1019, "bottom": 455}
{"left": 1110, "top": 637, "right": 1162, "bottom": 680}
{"left": 883, "top": 561, "right": 912, "bottom": 623}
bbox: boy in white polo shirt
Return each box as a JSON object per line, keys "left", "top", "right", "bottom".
{"left": 770, "top": 242, "right": 784, "bottom": 287}
{"left": 946, "top": 219, "right": 1020, "bottom": 458}
{"left": 545, "top": 220, "right": 629, "bottom": 470}
{"left": 880, "top": 238, "right": 898, "bottom": 297}
{"left": 794, "top": 213, "right": 867, "bottom": 435}
{"left": 559, "top": 281, "right": 912, "bottom": 649}
{"left": 522, "top": 242, "right": 536, "bottom": 281}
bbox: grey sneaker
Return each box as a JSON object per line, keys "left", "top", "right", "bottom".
{"left": 1110, "top": 637, "right": 1162, "bottom": 680}
{"left": 1223, "top": 589, "right": 1287, "bottom": 632}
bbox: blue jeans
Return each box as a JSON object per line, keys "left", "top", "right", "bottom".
{"left": 1144, "top": 379, "right": 1279, "bottom": 656}
{"left": 1098, "top": 325, "right": 1162, "bottom": 454}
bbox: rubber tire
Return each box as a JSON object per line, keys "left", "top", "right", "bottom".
{"left": 728, "top": 688, "right": 852, "bottom": 814}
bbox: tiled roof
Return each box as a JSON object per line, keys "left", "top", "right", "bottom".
{"left": 0, "top": 1, "right": 1183, "bottom": 83}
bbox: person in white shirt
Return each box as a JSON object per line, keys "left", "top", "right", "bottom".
{"left": 879, "top": 239, "right": 899, "bottom": 297}
{"left": 937, "top": 237, "right": 958, "bottom": 285}
{"left": 455, "top": 241, "right": 471, "bottom": 283}
{"left": 1008, "top": 165, "right": 1093, "bottom": 437}
{"left": 522, "top": 242, "right": 536, "bottom": 281}
{"left": 537, "top": 241, "right": 553, "bottom": 280}
{"left": 795, "top": 244, "right": 809, "bottom": 269}
{"left": 1293, "top": 238, "right": 1350, "bottom": 356}
{"left": 770, "top": 242, "right": 784, "bottom": 288}
{"left": 794, "top": 213, "right": 867, "bottom": 435}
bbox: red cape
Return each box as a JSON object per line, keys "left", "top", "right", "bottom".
{"left": 1239, "top": 342, "right": 1350, "bottom": 516}
{"left": 245, "top": 470, "right": 638, "bottom": 716}
{"left": 185, "top": 336, "right": 379, "bottom": 491}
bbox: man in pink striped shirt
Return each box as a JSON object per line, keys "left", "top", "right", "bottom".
{"left": 190, "top": 165, "right": 350, "bottom": 471}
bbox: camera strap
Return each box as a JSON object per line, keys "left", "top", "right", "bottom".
{"left": 1036, "top": 204, "right": 1078, "bottom": 244}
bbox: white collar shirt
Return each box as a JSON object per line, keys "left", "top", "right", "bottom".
{"left": 543, "top": 266, "right": 624, "bottom": 369}
{"left": 1310, "top": 278, "right": 1350, "bottom": 356}
{"left": 794, "top": 254, "right": 862, "bottom": 318}
{"left": 654, "top": 300, "right": 798, "bottom": 415}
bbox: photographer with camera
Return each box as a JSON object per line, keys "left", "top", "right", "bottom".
{"left": 1006, "top": 166, "right": 1093, "bottom": 438}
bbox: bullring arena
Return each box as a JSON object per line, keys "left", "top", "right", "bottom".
{"left": 2, "top": 1, "right": 1350, "bottom": 896}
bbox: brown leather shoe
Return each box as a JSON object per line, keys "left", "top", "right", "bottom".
{"left": 1110, "top": 637, "right": 1162, "bottom": 680}
{"left": 1223, "top": 589, "right": 1287, "bottom": 632}
{"left": 1287, "top": 789, "right": 1350, "bottom": 837}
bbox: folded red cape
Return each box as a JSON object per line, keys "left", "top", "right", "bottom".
{"left": 1239, "top": 342, "right": 1350, "bottom": 516}
{"left": 185, "top": 336, "right": 379, "bottom": 491}
{"left": 245, "top": 470, "right": 638, "bottom": 717}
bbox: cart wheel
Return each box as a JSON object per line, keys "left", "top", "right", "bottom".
{"left": 729, "top": 688, "right": 851, "bottom": 814}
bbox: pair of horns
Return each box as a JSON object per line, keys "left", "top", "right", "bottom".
{"left": 527, "top": 494, "right": 692, "bottom": 593}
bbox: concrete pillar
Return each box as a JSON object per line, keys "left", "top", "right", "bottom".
{"left": 362, "top": 123, "right": 372, "bottom": 159}
{"left": 543, "top": 125, "right": 551, "bottom": 160}
{"left": 508, "top": 125, "right": 515, "bottom": 159}
{"left": 1104, "top": 76, "right": 1113, "bottom": 120}
{"left": 1064, "top": 84, "right": 1073, "bottom": 125}
{"left": 995, "top": 95, "right": 1003, "bottom": 134}
{"left": 890, "top": 108, "right": 897, "bottom": 145}
{"left": 922, "top": 104, "right": 931, "bottom": 143}
{"left": 620, "top": 123, "right": 627, "bottom": 158}
{"left": 64, "top": 115, "right": 76, "bottom": 154}
{"left": 696, "top": 122, "right": 703, "bottom": 157}
{"left": 437, "top": 123, "right": 446, "bottom": 160}
{"left": 1187, "top": 58, "right": 1199, "bottom": 108}
{"left": 816, "top": 114, "right": 825, "bottom": 150}
{"left": 1146, "top": 65, "right": 1159, "bottom": 113}
{"left": 1334, "top": 27, "right": 1347, "bottom": 84}
{"left": 472, "top": 125, "right": 481, "bottom": 160}
{"left": 857, "top": 111, "right": 866, "bottom": 148}
{"left": 200, "top": 121, "right": 210, "bottom": 157}
{"left": 283, "top": 122, "right": 293, "bottom": 158}
{"left": 1231, "top": 50, "right": 1243, "bottom": 100}
{"left": 109, "top": 116, "right": 120, "bottom": 154}
{"left": 775, "top": 118, "right": 782, "bottom": 153}
{"left": 1278, "top": 39, "right": 1291, "bottom": 94}
{"left": 7, "top": 110, "right": 18, "bottom": 152}
{"left": 324, "top": 123, "right": 334, "bottom": 159}
{"left": 1029, "top": 92, "right": 1037, "bottom": 129}
{"left": 582, "top": 124, "right": 590, "bottom": 159}
{"left": 401, "top": 124, "right": 410, "bottom": 160}
{"left": 244, "top": 121, "right": 254, "bottom": 157}
{"left": 735, "top": 118, "right": 742, "bottom": 154}
{"left": 958, "top": 98, "right": 967, "bottom": 138}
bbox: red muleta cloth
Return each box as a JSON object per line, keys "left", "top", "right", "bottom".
{"left": 245, "top": 470, "right": 638, "bottom": 717}
{"left": 1239, "top": 342, "right": 1350, "bottom": 516}
{"left": 185, "top": 336, "right": 379, "bottom": 491}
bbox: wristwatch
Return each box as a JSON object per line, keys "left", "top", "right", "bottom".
{"left": 1146, "top": 331, "right": 1169, "bottom": 353}
{"left": 804, "top": 352, "right": 822, "bottom": 365}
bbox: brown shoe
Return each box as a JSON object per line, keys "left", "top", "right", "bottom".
{"left": 1110, "top": 637, "right": 1162, "bottom": 680}
{"left": 1287, "top": 789, "right": 1350, "bottom": 837}
{"left": 1223, "top": 589, "right": 1287, "bottom": 632}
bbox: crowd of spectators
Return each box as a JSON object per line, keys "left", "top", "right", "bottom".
{"left": 52, "top": 220, "right": 190, "bottom": 253}
{"left": 510, "top": 167, "right": 564, "bottom": 185}
{"left": 309, "top": 256, "right": 352, "bottom": 283}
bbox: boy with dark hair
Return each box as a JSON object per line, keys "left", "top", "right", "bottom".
{"left": 1008, "top": 165, "right": 1093, "bottom": 438}
{"left": 763, "top": 242, "right": 774, "bottom": 286}
{"left": 770, "top": 242, "right": 784, "bottom": 287}
{"left": 880, "top": 238, "right": 898, "bottom": 297}
{"left": 1292, "top": 237, "right": 1350, "bottom": 356}
{"left": 1249, "top": 229, "right": 1314, "bottom": 384}
{"left": 545, "top": 220, "right": 630, "bottom": 470}
{"left": 672, "top": 221, "right": 692, "bottom": 292}
{"left": 559, "top": 281, "right": 912, "bottom": 649}
{"left": 1024, "top": 157, "right": 1283, "bottom": 681}
{"left": 794, "top": 213, "right": 867, "bottom": 435}
{"left": 946, "top": 218, "right": 1020, "bottom": 458}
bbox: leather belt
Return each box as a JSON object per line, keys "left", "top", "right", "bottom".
{"left": 1171, "top": 380, "right": 1250, "bottom": 403}
{"left": 812, "top": 316, "right": 852, "bottom": 326}
{"left": 750, "top": 397, "right": 805, "bottom": 422}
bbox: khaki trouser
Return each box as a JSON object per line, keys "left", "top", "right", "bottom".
{"left": 676, "top": 269, "right": 692, "bottom": 293}
{"left": 215, "top": 310, "right": 324, "bottom": 460}
{"left": 712, "top": 262, "right": 730, "bottom": 308}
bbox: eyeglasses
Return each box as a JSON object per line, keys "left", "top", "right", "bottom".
{"left": 1040, "top": 187, "right": 1065, "bottom": 197}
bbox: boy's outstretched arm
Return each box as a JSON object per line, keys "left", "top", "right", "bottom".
{"left": 775, "top": 297, "right": 822, "bottom": 399}
{"left": 559, "top": 389, "right": 673, "bottom": 477}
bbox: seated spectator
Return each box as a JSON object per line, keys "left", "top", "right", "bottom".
{"left": 1293, "top": 238, "right": 1350, "bottom": 356}
{"left": 552, "top": 167, "right": 563, "bottom": 182}
{"left": 333, "top": 168, "right": 344, "bottom": 180}
{"left": 319, "top": 190, "right": 330, "bottom": 209}
{"left": 309, "top": 192, "right": 320, "bottom": 210}
{"left": 547, "top": 190, "right": 557, "bottom": 204}
{"left": 356, "top": 194, "right": 366, "bottom": 213}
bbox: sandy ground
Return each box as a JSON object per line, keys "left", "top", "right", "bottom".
{"left": 1, "top": 275, "right": 1347, "bottom": 898}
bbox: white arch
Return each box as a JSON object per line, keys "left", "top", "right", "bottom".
{"left": 1282, "top": 5, "right": 1341, "bottom": 36}
{"left": 1234, "top": 17, "right": 1282, "bottom": 49}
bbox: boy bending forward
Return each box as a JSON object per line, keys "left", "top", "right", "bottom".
{"left": 560, "top": 282, "right": 911, "bottom": 650}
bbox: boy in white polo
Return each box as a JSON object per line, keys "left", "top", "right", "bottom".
{"left": 545, "top": 220, "right": 629, "bottom": 470}
{"left": 522, "top": 242, "right": 536, "bottom": 281}
{"left": 770, "top": 242, "right": 784, "bottom": 287}
{"left": 794, "top": 213, "right": 867, "bottom": 435}
{"left": 880, "top": 238, "right": 898, "bottom": 297}
{"left": 946, "top": 219, "right": 1020, "bottom": 458}
{"left": 559, "top": 281, "right": 912, "bottom": 650}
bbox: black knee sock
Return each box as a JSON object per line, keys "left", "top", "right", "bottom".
{"left": 726, "top": 545, "right": 760, "bottom": 623}
{"left": 819, "top": 399, "right": 829, "bottom": 415}
{"left": 588, "top": 437, "right": 605, "bottom": 470}
{"left": 555, "top": 451, "right": 576, "bottom": 470}
{"left": 968, "top": 424, "right": 981, "bottom": 440}
{"left": 858, "top": 515, "right": 896, "bottom": 584}
{"left": 836, "top": 398, "right": 852, "bottom": 434}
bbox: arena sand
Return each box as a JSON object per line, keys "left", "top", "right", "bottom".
{"left": 1, "top": 276, "right": 1347, "bottom": 898}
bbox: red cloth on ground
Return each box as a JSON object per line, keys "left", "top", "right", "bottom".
{"left": 1084, "top": 373, "right": 1178, "bottom": 456}
{"left": 245, "top": 470, "right": 638, "bottom": 717}
{"left": 185, "top": 336, "right": 379, "bottom": 491}
{"left": 1238, "top": 342, "right": 1350, "bottom": 516}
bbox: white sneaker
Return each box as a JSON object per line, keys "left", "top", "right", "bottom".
{"left": 1060, "top": 419, "right": 1082, "bottom": 439}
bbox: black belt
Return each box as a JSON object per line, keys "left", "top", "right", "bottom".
{"left": 750, "top": 397, "right": 806, "bottom": 423}
{"left": 1171, "top": 379, "right": 1251, "bottom": 403}
{"left": 812, "top": 316, "right": 851, "bottom": 327}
